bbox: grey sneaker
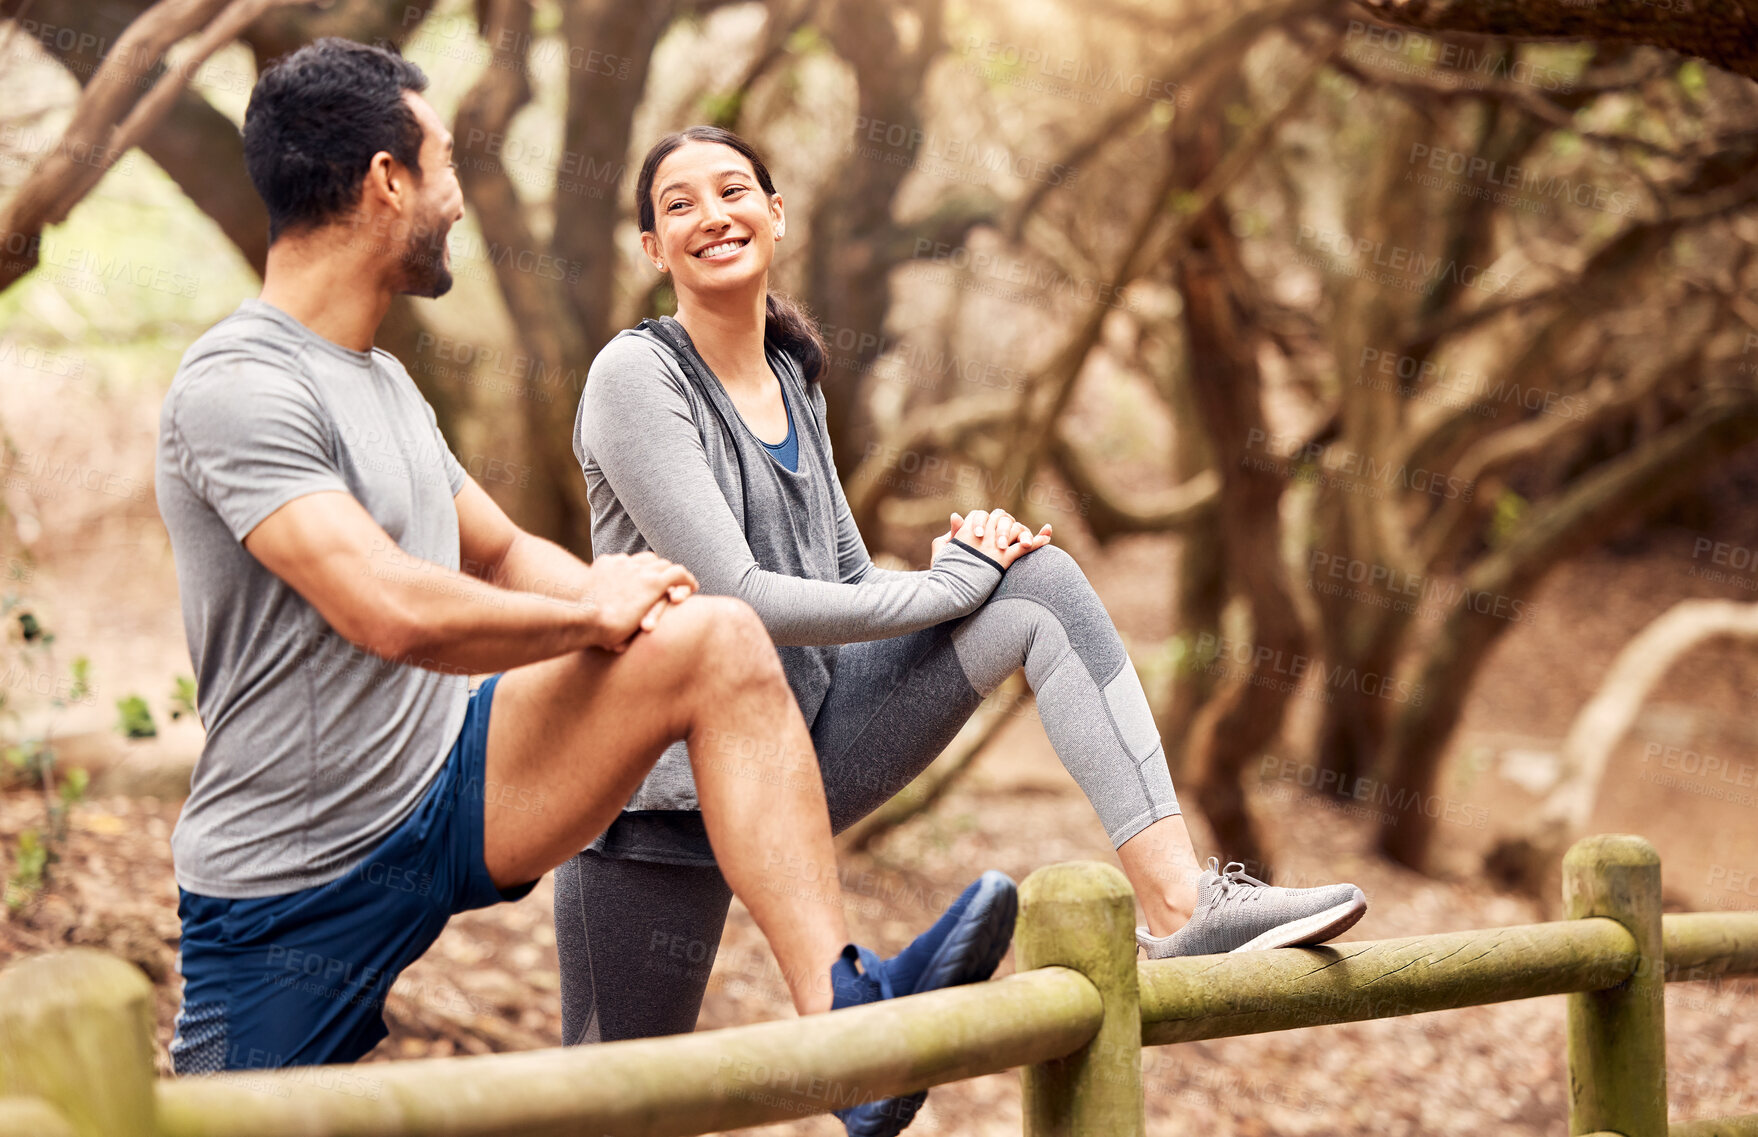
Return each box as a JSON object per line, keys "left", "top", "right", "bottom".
{"left": 1136, "top": 859, "right": 1366, "bottom": 959}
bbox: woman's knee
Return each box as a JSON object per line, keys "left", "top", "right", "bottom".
{"left": 981, "top": 543, "right": 1129, "bottom": 679}
{"left": 994, "top": 542, "right": 1088, "bottom": 600}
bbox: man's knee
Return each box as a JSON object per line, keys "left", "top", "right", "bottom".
{"left": 651, "top": 595, "right": 781, "bottom": 682}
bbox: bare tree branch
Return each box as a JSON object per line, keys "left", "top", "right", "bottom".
{"left": 1377, "top": 386, "right": 1758, "bottom": 867}
{"left": 1352, "top": 0, "right": 1758, "bottom": 84}
{"left": 1048, "top": 429, "right": 1220, "bottom": 540}
{"left": 1397, "top": 217, "right": 1684, "bottom": 478}
{"left": 1550, "top": 598, "right": 1758, "bottom": 835}
{"left": 994, "top": 28, "right": 1341, "bottom": 522}
{"left": 0, "top": 0, "right": 315, "bottom": 292}
{"left": 1327, "top": 46, "right": 1686, "bottom": 159}
{"left": 702, "top": 0, "right": 819, "bottom": 130}
{"left": 843, "top": 395, "right": 1014, "bottom": 527}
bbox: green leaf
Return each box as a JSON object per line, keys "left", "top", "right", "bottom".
{"left": 12, "top": 828, "right": 47, "bottom": 886}
{"left": 699, "top": 90, "right": 743, "bottom": 128}
{"left": 169, "top": 674, "right": 198, "bottom": 721}
{"left": 784, "top": 25, "right": 827, "bottom": 55}
{"left": 116, "top": 694, "right": 157, "bottom": 739}
{"left": 531, "top": 0, "right": 563, "bottom": 37}
{"left": 59, "top": 766, "right": 89, "bottom": 806}
{"left": 1678, "top": 60, "right": 1706, "bottom": 101}
{"left": 1167, "top": 189, "right": 1204, "bottom": 215}
{"left": 66, "top": 656, "right": 90, "bottom": 704}
{"left": 1489, "top": 489, "right": 1530, "bottom": 546}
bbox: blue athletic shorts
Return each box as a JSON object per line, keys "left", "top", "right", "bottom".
{"left": 170, "top": 673, "right": 538, "bottom": 1073}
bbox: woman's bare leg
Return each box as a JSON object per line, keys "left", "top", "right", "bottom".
{"left": 1117, "top": 816, "right": 1202, "bottom": 935}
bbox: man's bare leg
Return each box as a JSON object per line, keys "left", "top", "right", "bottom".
{"left": 481, "top": 594, "right": 845, "bottom": 1013}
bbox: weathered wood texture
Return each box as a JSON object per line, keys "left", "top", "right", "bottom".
{"left": 6, "top": 849, "right": 1756, "bottom": 1137}
{"left": 0, "top": 1097, "right": 78, "bottom": 1137}
{"left": 155, "top": 965, "right": 1101, "bottom": 1137}
{"left": 1016, "top": 861, "right": 1145, "bottom": 1137}
{"left": 1664, "top": 913, "right": 1758, "bottom": 982}
{"left": 1565, "top": 834, "right": 1667, "bottom": 1137}
{"left": 1671, "top": 1117, "right": 1758, "bottom": 1137}
{"left": 1139, "top": 917, "right": 1637, "bottom": 1045}
{"left": 0, "top": 948, "right": 157, "bottom": 1137}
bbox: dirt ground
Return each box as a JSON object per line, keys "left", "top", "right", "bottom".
{"left": 4, "top": 725, "right": 1756, "bottom": 1137}
{"left": 3, "top": 369, "right": 1758, "bottom": 1134}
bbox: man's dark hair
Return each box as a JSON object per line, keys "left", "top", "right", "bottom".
{"left": 243, "top": 37, "right": 430, "bottom": 244}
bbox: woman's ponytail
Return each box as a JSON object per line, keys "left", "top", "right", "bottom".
{"left": 764, "top": 292, "right": 826, "bottom": 386}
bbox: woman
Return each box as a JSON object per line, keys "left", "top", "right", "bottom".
{"left": 558, "top": 125, "right": 1366, "bottom": 1053}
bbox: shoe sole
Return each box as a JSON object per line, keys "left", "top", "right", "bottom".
{"left": 913, "top": 870, "right": 1019, "bottom": 992}
{"left": 1230, "top": 887, "right": 1367, "bottom": 953}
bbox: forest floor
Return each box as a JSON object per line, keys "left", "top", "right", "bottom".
{"left": 4, "top": 367, "right": 1758, "bottom": 1134}
{"left": 4, "top": 525, "right": 1758, "bottom": 1136}
{"left": 3, "top": 712, "right": 1756, "bottom": 1137}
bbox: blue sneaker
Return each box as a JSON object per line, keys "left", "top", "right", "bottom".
{"left": 829, "top": 870, "right": 1018, "bottom": 1137}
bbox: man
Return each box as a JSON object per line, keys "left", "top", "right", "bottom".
{"left": 156, "top": 38, "right": 1013, "bottom": 1136}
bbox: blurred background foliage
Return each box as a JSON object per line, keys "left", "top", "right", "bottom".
{"left": 2, "top": 0, "right": 1757, "bottom": 882}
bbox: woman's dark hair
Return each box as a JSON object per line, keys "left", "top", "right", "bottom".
{"left": 243, "top": 37, "right": 430, "bottom": 244}
{"left": 636, "top": 125, "right": 827, "bottom": 385}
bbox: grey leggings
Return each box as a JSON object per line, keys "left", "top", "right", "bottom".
{"left": 552, "top": 543, "right": 1179, "bottom": 1044}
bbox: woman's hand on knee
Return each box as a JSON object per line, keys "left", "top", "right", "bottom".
{"left": 946, "top": 509, "right": 1052, "bottom": 569}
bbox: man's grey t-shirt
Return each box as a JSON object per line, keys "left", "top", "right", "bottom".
{"left": 156, "top": 298, "right": 469, "bottom": 899}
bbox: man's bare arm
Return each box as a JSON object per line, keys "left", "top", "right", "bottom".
{"left": 455, "top": 477, "right": 595, "bottom": 598}
{"left": 454, "top": 477, "right": 690, "bottom": 641}
{"left": 243, "top": 488, "right": 696, "bottom": 674}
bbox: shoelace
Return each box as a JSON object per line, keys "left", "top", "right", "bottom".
{"left": 1206, "top": 857, "right": 1270, "bottom": 906}
{"left": 1135, "top": 860, "right": 1270, "bottom": 949}
{"left": 836, "top": 943, "right": 895, "bottom": 1003}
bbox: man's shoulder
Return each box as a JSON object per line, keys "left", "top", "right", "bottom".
{"left": 162, "top": 308, "right": 331, "bottom": 452}
{"left": 169, "top": 305, "right": 311, "bottom": 399}
{"left": 179, "top": 302, "right": 308, "bottom": 365}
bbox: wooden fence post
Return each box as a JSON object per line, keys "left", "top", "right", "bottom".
{"left": 0, "top": 948, "right": 158, "bottom": 1137}
{"left": 1563, "top": 834, "right": 1667, "bottom": 1137}
{"left": 1016, "top": 861, "right": 1143, "bottom": 1137}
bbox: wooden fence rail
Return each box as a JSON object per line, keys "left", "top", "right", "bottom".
{"left": 1, "top": 834, "right": 1755, "bottom": 1137}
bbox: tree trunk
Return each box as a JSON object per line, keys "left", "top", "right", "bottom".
{"left": 1154, "top": 360, "right": 1224, "bottom": 788}
{"left": 1378, "top": 394, "right": 1758, "bottom": 867}
{"left": 1178, "top": 239, "right": 1300, "bottom": 875}
{"left": 521, "top": 0, "right": 678, "bottom": 553}
{"left": 804, "top": 0, "right": 949, "bottom": 487}
{"left": 1172, "top": 96, "right": 1296, "bottom": 872}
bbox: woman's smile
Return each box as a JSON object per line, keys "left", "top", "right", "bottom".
{"left": 694, "top": 237, "right": 749, "bottom": 261}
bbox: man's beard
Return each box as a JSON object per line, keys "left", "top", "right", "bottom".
{"left": 398, "top": 214, "right": 454, "bottom": 298}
